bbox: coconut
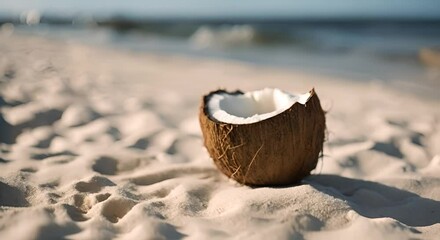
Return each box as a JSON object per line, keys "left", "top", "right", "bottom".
{"left": 199, "top": 88, "right": 326, "bottom": 186}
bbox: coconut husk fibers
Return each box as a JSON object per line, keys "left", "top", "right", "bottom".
{"left": 199, "top": 88, "right": 326, "bottom": 186}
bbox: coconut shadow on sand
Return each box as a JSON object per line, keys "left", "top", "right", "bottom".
{"left": 300, "top": 174, "right": 440, "bottom": 227}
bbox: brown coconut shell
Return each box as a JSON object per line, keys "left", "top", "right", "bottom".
{"left": 199, "top": 88, "right": 326, "bottom": 186}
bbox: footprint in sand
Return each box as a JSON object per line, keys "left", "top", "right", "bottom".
{"left": 91, "top": 155, "right": 144, "bottom": 175}
{"left": 65, "top": 191, "right": 112, "bottom": 222}
{"left": 65, "top": 176, "right": 117, "bottom": 222}
{"left": 0, "top": 181, "right": 29, "bottom": 207}
{"left": 74, "top": 176, "right": 115, "bottom": 193}
{"left": 100, "top": 197, "right": 137, "bottom": 223}
{"left": 72, "top": 192, "right": 111, "bottom": 212}
{"left": 92, "top": 156, "right": 118, "bottom": 175}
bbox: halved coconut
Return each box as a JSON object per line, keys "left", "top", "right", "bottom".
{"left": 199, "top": 88, "right": 326, "bottom": 186}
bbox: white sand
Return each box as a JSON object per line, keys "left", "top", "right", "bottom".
{"left": 0, "top": 33, "right": 439, "bottom": 240}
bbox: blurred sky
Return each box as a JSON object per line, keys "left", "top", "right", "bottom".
{"left": 0, "top": 0, "right": 440, "bottom": 19}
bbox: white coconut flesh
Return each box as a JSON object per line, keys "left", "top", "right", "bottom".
{"left": 207, "top": 88, "right": 312, "bottom": 124}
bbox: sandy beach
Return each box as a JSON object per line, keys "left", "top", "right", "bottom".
{"left": 1, "top": 33, "right": 439, "bottom": 239}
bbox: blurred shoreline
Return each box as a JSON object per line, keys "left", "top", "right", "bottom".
{"left": 1, "top": 14, "right": 439, "bottom": 99}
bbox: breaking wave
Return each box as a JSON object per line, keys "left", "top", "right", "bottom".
{"left": 189, "top": 24, "right": 296, "bottom": 48}
{"left": 190, "top": 25, "right": 256, "bottom": 48}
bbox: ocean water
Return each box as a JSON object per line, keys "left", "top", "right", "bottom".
{"left": 3, "top": 17, "right": 440, "bottom": 97}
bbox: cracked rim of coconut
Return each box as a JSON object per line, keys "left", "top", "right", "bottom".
{"left": 199, "top": 88, "right": 326, "bottom": 186}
